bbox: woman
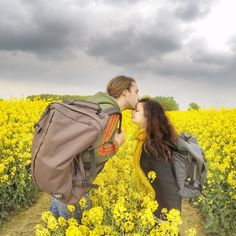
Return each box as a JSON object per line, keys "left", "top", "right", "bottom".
{"left": 132, "top": 98, "right": 182, "bottom": 220}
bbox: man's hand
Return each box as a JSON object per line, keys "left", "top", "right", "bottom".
{"left": 113, "top": 130, "right": 125, "bottom": 147}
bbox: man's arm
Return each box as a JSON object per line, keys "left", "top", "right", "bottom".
{"left": 95, "top": 113, "right": 124, "bottom": 158}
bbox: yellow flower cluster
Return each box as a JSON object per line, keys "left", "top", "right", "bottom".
{"left": 81, "top": 206, "right": 104, "bottom": 227}
{"left": 168, "top": 108, "right": 236, "bottom": 234}
{"left": 168, "top": 108, "right": 236, "bottom": 197}
{"left": 0, "top": 98, "right": 51, "bottom": 222}
{"left": 0, "top": 98, "right": 49, "bottom": 184}
{"left": 1, "top": 98, "right": 235, "bottom": 235}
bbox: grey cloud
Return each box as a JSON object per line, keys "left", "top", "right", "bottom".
{"left": 0, "top": 50, "right": 121, "bottom": 88}
{"left": 173, "top": 0, "right": 218, "bottom": 21}
{"left": 0, "top": 0, "right": 235, "bottom": 87}
{"left": 0, "top": 0, "right": 88, "bottom": 57}
{"left": 86, "top": 28, "right": 144, "bottom": 65}
{"left": 174, "top": 3, "right": 209, "bottom": 21}
{"left": 228, "top": 36, "right": 236, "bottom": 53}
{"left": 127, "top": 36, "right": 236, "bottom": 85}
{"left": 0, "top": 0, "right": 186, "bottom": 62}
{"left": 187, "top": 38, "right": 236, "bottom": 81}
{"left": 157, "top": 60, "right": 226, "bottom": 79}
{"left": 191, "top": 51, "right": 232, "bottom": 66}
{"left": 98, "top": 0, "right": 142, "bottom": 4}
{"left": 148, "top": 56, "right": 235, "bottom": 85}
{"left": 87, "top": 11, "right": 184, "bottom": 65}
{"left": 87, "top": 30, "right": 182, "bottom": 65}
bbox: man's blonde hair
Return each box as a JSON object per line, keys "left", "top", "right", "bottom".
{"left": 106, "top": 75, "right": 135, "bottom": 98}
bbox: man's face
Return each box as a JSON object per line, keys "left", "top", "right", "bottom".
{"left": 125, "top": 82, "right": 139, "bottom": 110}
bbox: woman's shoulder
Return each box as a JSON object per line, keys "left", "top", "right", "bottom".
{"left": 141, "top": 148, "right": 165, "bottom": 162}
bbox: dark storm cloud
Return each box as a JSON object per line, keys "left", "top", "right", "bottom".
{"left": 0, "top": 0, "right": 184, "bottom": 60}
{"left": 0, "top": 0, "right": 235, "bottom": 88}
{"left": 86, "top": 9, "right": 184, "bottom": 65}
{"left": 87, "top": 28, "right": 182, "bottom": 65}
{"left": 0, "top": 0, "right": 88, "bottom": 57}
{"left": 0, "top": 0, "right": 144, "bottom": 58}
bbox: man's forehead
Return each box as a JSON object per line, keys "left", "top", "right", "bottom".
{"left": 131, "top": 82, "right": 138, "bottom": 90}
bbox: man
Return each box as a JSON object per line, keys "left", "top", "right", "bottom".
{"left": 50, "top": 75, "right": 139, "bottom": 220}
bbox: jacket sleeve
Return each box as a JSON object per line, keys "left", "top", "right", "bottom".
{"left": 94, "top": 113, "right": 120, "bottom": 158}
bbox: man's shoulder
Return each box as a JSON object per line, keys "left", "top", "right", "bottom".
{"left": 88, "top": 92, "right": 119, "bottom": 110}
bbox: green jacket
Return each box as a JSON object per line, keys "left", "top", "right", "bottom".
{"left": 82, "top": 92, "right": 121, "bottom": 165}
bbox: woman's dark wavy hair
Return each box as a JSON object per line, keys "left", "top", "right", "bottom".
{"left": 139, "top": 98, "right": 179, "bottom": 160}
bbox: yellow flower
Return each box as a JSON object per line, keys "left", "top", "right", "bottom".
{"left": 81, "top": 206, "right": 104, "bottom": 227}
{"left": 67, "top": 204, "right": 75, "bottom": 212}
{"left": 68, "top": 218, "right": 79, "bottom": 227}
{"left": 123, "top": 221, "right": 135, "bottom": 233}
{"left": 41, "top": 211, "right": 53, "bottom": 223}
{"left": 58, "top": 217, "right": 67, "bottom": 227}
{"left": 34, "top": 224, "right": 51, "bottom": 236}
{"left": 66, "top": 225, "right": 82, "bottom": 236}
{"left": 187, "top": 227, "right": 197, "bottom": 236}
{"left": 47, "top": 215, "right": 59, "bottom": 231}
{"left": 0, "top": 163, "right": 5, "bottom": 174}
{"left": 227, "top": 171, "right": 236, "bottom": 189}
{"left": 147, "top": 171, "right": 156, "bottom": 183}
{"left": 0, "top": 175, "right": 9, "bottom": 184}
{"left": 79, "top": 197, "right": 87, "bottom": 209}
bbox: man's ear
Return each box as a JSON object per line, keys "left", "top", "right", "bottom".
{"left": 122, "top": 89, "right": 129, "bottom": 97}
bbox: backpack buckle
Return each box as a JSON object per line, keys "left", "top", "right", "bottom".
{"left": 73, "top": 180, "right": 86, "bottom": 187}
{"left": 34, "top": 124, "right": 42, "bottom": 133}
{"left": 73, "top": 180, "right": 99, "bottom": 189}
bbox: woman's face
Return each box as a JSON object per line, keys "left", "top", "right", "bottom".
{"left": 132, "top": 102, "right": 147, "bottom": 129}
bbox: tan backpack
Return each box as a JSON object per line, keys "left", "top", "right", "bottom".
{"left": 31, "top": 100, "right": 121, "bottom": 204}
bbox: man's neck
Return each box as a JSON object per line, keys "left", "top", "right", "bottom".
{"left": 115, "top": 97, "right": 126, "bottom": 111}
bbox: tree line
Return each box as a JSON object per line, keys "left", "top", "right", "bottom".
{"left": 26, "top": 94, "right": 200, "bottom": 111}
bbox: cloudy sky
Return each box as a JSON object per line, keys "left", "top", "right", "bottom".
{"left": 0, "top": 0, "right": 236, "bottom": 109}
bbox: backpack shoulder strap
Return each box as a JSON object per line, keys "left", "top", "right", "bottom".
{"left": 63, "top": 100, "right": 102, "bottom": 112}
{"left": 164, "top": 139, "right": 188, "bottom": 156}
{"left": 100, "top": 105, "right": 122, "bottom": 134}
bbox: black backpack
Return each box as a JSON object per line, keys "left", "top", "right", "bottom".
{"left": 168, "top": 132, "right": 207, "bottom": 198}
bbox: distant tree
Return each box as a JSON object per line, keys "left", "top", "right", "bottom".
{"left": 188, "top": 102, "right": 200, "bottom": 110}
{"left": 141, "top": 95, "right": 153, "bottom": 100}
{"left": 153, "top": 96, "right": 179, "bottom": 111}
{"left": 27, "top": 94, "right": 91, "bottom": 101}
